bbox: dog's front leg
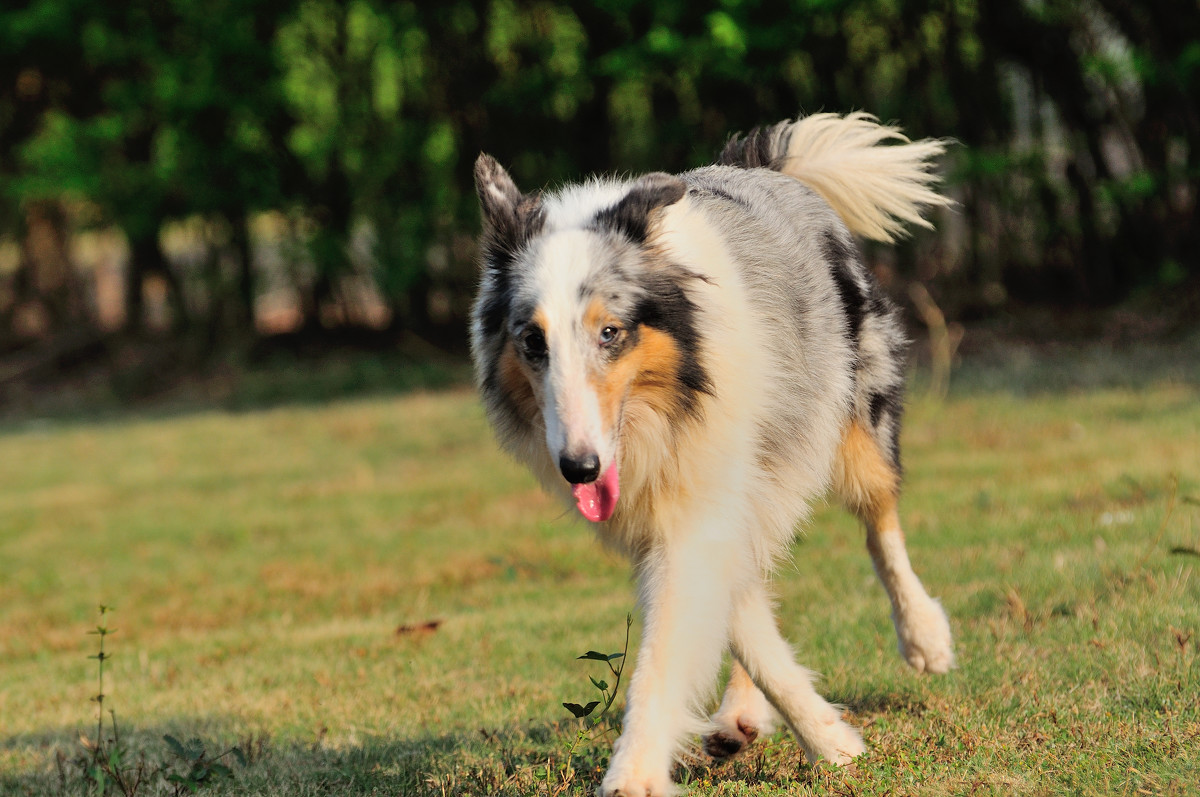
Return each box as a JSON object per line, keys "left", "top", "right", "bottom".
{"left": 599, "top": 525, "right": 741, "bottom": 797}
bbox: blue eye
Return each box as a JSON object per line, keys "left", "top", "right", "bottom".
{"left": 599, "top": 326, "right": 620, "bottom": 346}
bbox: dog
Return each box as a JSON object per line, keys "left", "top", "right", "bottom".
{"left": 470, "top": 112, "right": 956, "bottom": 797}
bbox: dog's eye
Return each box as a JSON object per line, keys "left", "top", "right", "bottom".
{"left": 598, "top": 326, "right": 620, "bottom": 347}
{"left": 521, "top": 328, "right": 547, "bottom": 359}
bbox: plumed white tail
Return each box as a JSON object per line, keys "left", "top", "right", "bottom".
{"left": 780, "top": 112, "right": 952, "bottom": 243}
{"left": 719, "top": 112, "right": 953, "bottom": 243}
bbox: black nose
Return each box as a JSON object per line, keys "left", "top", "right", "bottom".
{"left": 559, "top": 452, "right": 601, "bottom": 484}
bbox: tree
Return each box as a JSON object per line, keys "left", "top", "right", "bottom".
{"left": 2, "top": 0, "right": 1197, "bottom": 352}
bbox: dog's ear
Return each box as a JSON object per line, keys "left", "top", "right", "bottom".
{"left": 475, "top": 154, "right": 544, "bottom": 269}
{"left": 595, "top": 173, "right": 687, "bottom": 244}
{"left": 475, "top": 153, "right": 522, "bottom": 226}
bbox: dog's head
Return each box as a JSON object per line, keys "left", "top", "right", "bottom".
{"left": 470, "top": 154, "right": 710, "bottom": 523}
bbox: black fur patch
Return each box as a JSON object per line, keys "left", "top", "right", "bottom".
{"left": 631, "top": 268, "right": 712, "bottom": 418}
{"left": 478, "top": 200, "right": 545, "bottom": 276}
{"left": 474, "top": 154, "right": 546, "bottom": 358}
{"left": 687, "top": 185, "right": 750, "bottom": 209}
{"left": 477, "top": 270, "right": 513, "bottom": 340}
{"left": 868, "top": 386, "right": 905, "bottom": 470}
{"left": 822, "top": 230, "right": 866, "bottom": 343}
{"left": 593, "top": 173, "right": 687, "bottom": 244}
{"left": 476, "top": 265, "right": 518, "bottom": 400}
{"left": 717, "top": 122, "right": 792, "bottom": 170}
{"left": 868, "top": 390, "right": 892, "bottom": 428}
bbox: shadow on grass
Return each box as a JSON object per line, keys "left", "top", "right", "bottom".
{"left": 1, "top": 710, "right": 883, "bottom": 796}
{"left": 3, "top": 675, "right": 1006, "bottom": 796}
{"left": 0, "top": 718, "right": 612, "bottom": 797}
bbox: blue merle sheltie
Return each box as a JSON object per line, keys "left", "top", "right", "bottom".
{"left": 471, "top": 113, "right": 955, "bottom": 796}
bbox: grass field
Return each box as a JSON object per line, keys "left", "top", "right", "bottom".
{"left": 1, "top": 343, "right": 1198, "bottom": 795}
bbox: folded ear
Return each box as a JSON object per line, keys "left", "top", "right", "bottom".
{"left": 474, "top": 154, "right": 544, "bottom": 269}
{"left": 594, "top": 172, "right": 687, "bottom": 244}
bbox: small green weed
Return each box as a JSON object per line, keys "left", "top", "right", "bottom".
{"left": 542, "top": 613, "right": 633, "bottom": 795}
{"left": 161, "top": 734, "right": 247, "bottom": 794}
{"left": 70, "top": 606, "right": 246, "bottom": 797}
{"left": 76, "top": 605, "right": 152, "bottom": 797}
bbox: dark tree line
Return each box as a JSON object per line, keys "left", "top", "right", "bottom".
{"left": 1, "top": 0, "right": 1196, "bottom": 351}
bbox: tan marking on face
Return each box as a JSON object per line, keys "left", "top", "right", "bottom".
{"left": 834, "top": 421, "right": 900, "bottom": 526}
{"left": 497, "top": 340, "right": 540, "bottom": 422}
{"left": 583, "top": 297, "right": 609, "bottom": 335}
{"left": 626, "top": 327, "right": 686, "bottom": 417}
{"left": 583, "top": 300, "right": 627, "bottom": 433}
{"left": 530, "top": 307, "right": 550, "bottom": 338}
{"left": 588, "top": 324, "right": 685, "bottom": 436}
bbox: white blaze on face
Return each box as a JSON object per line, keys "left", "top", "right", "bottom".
{"left": 530, "top": 231, "right": 614, "bottom": 471}
{"left": 542, "top": 329, "right": 607, "bottom": 465}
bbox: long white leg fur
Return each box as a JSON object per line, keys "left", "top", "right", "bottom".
{"left": 866, "top": 507, "right": 955, "bottom": 674}
{"left": 727, "top": 583, "right": 866, "bottom": 765}
{"left": 599, "top": 518, "right": 750, "bottom": 797}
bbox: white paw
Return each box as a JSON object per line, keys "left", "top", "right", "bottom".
{"left": 597, "top": 769, "right": 675, "bottom": 797}
{"left": 599, "top": 738, "right": 675, "bottom": 797}
{"left": 801, "top": 714, "right": 866, "bottom": 765}
{"left": 895, "top": 596, "right": 955, "bottom": 674}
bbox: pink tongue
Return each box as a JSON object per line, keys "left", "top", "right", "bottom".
{"left": 571, "top": 462, "right": 620, "bottom": 523}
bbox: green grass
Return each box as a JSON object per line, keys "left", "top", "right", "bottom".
{"left": 1, "top": 349, "right": 1198, "bottom": 795}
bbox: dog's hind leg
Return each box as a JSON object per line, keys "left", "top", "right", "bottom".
{"left": 704, "top": 658, "right": 779, "bottom": 759}
{"left": 866, "top": 504, "right": 955, "bottom": 673}
{"left": 726, "top": 582, "right": 866, "bottom": 764}
{"left": 836, "top": 421, "right": 954, "bottom": 674}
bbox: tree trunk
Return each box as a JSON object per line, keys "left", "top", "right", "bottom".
{"left": 125, "top": 224, "right": 190, "bottom": 335}
{"left": 232, "top": 214, "right": 256, "bottom": 335}
{"left": 2, "top": 200, "right": 86, "bottom": 341}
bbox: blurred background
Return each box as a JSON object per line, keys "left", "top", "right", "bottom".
{"left": 1, "top": 0, "right": 1197, "bottom": 414}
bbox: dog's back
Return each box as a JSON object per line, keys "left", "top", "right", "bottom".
{"left": 627, "top": 114, "right": 948, "bottom": 553}
{"left": 676, "top": 160, "right": 913, "bottom": 537}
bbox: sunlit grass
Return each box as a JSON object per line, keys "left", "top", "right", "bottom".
{"left": 1, "top": 353, "right": 1197, "bottom": 795}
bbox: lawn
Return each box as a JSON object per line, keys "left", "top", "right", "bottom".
{"left": 1, "top": 343, "right": 1198, "bottom": 795}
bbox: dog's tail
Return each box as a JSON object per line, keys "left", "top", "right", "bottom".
{"left": 718, "top": 112, "right": 952, "bottom": 243}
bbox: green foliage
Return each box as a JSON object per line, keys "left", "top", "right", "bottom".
{"left": 162, "top": 734, "right": 245, "bottom": 793}
{"left": 550, "top": 614, "right": 632, "bottom": 794}
{"left": 2, "top": 0, "right": 1198, "bottom": 337}
{"left": 562, "top": 624, "right": 630, "bottom": 724}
